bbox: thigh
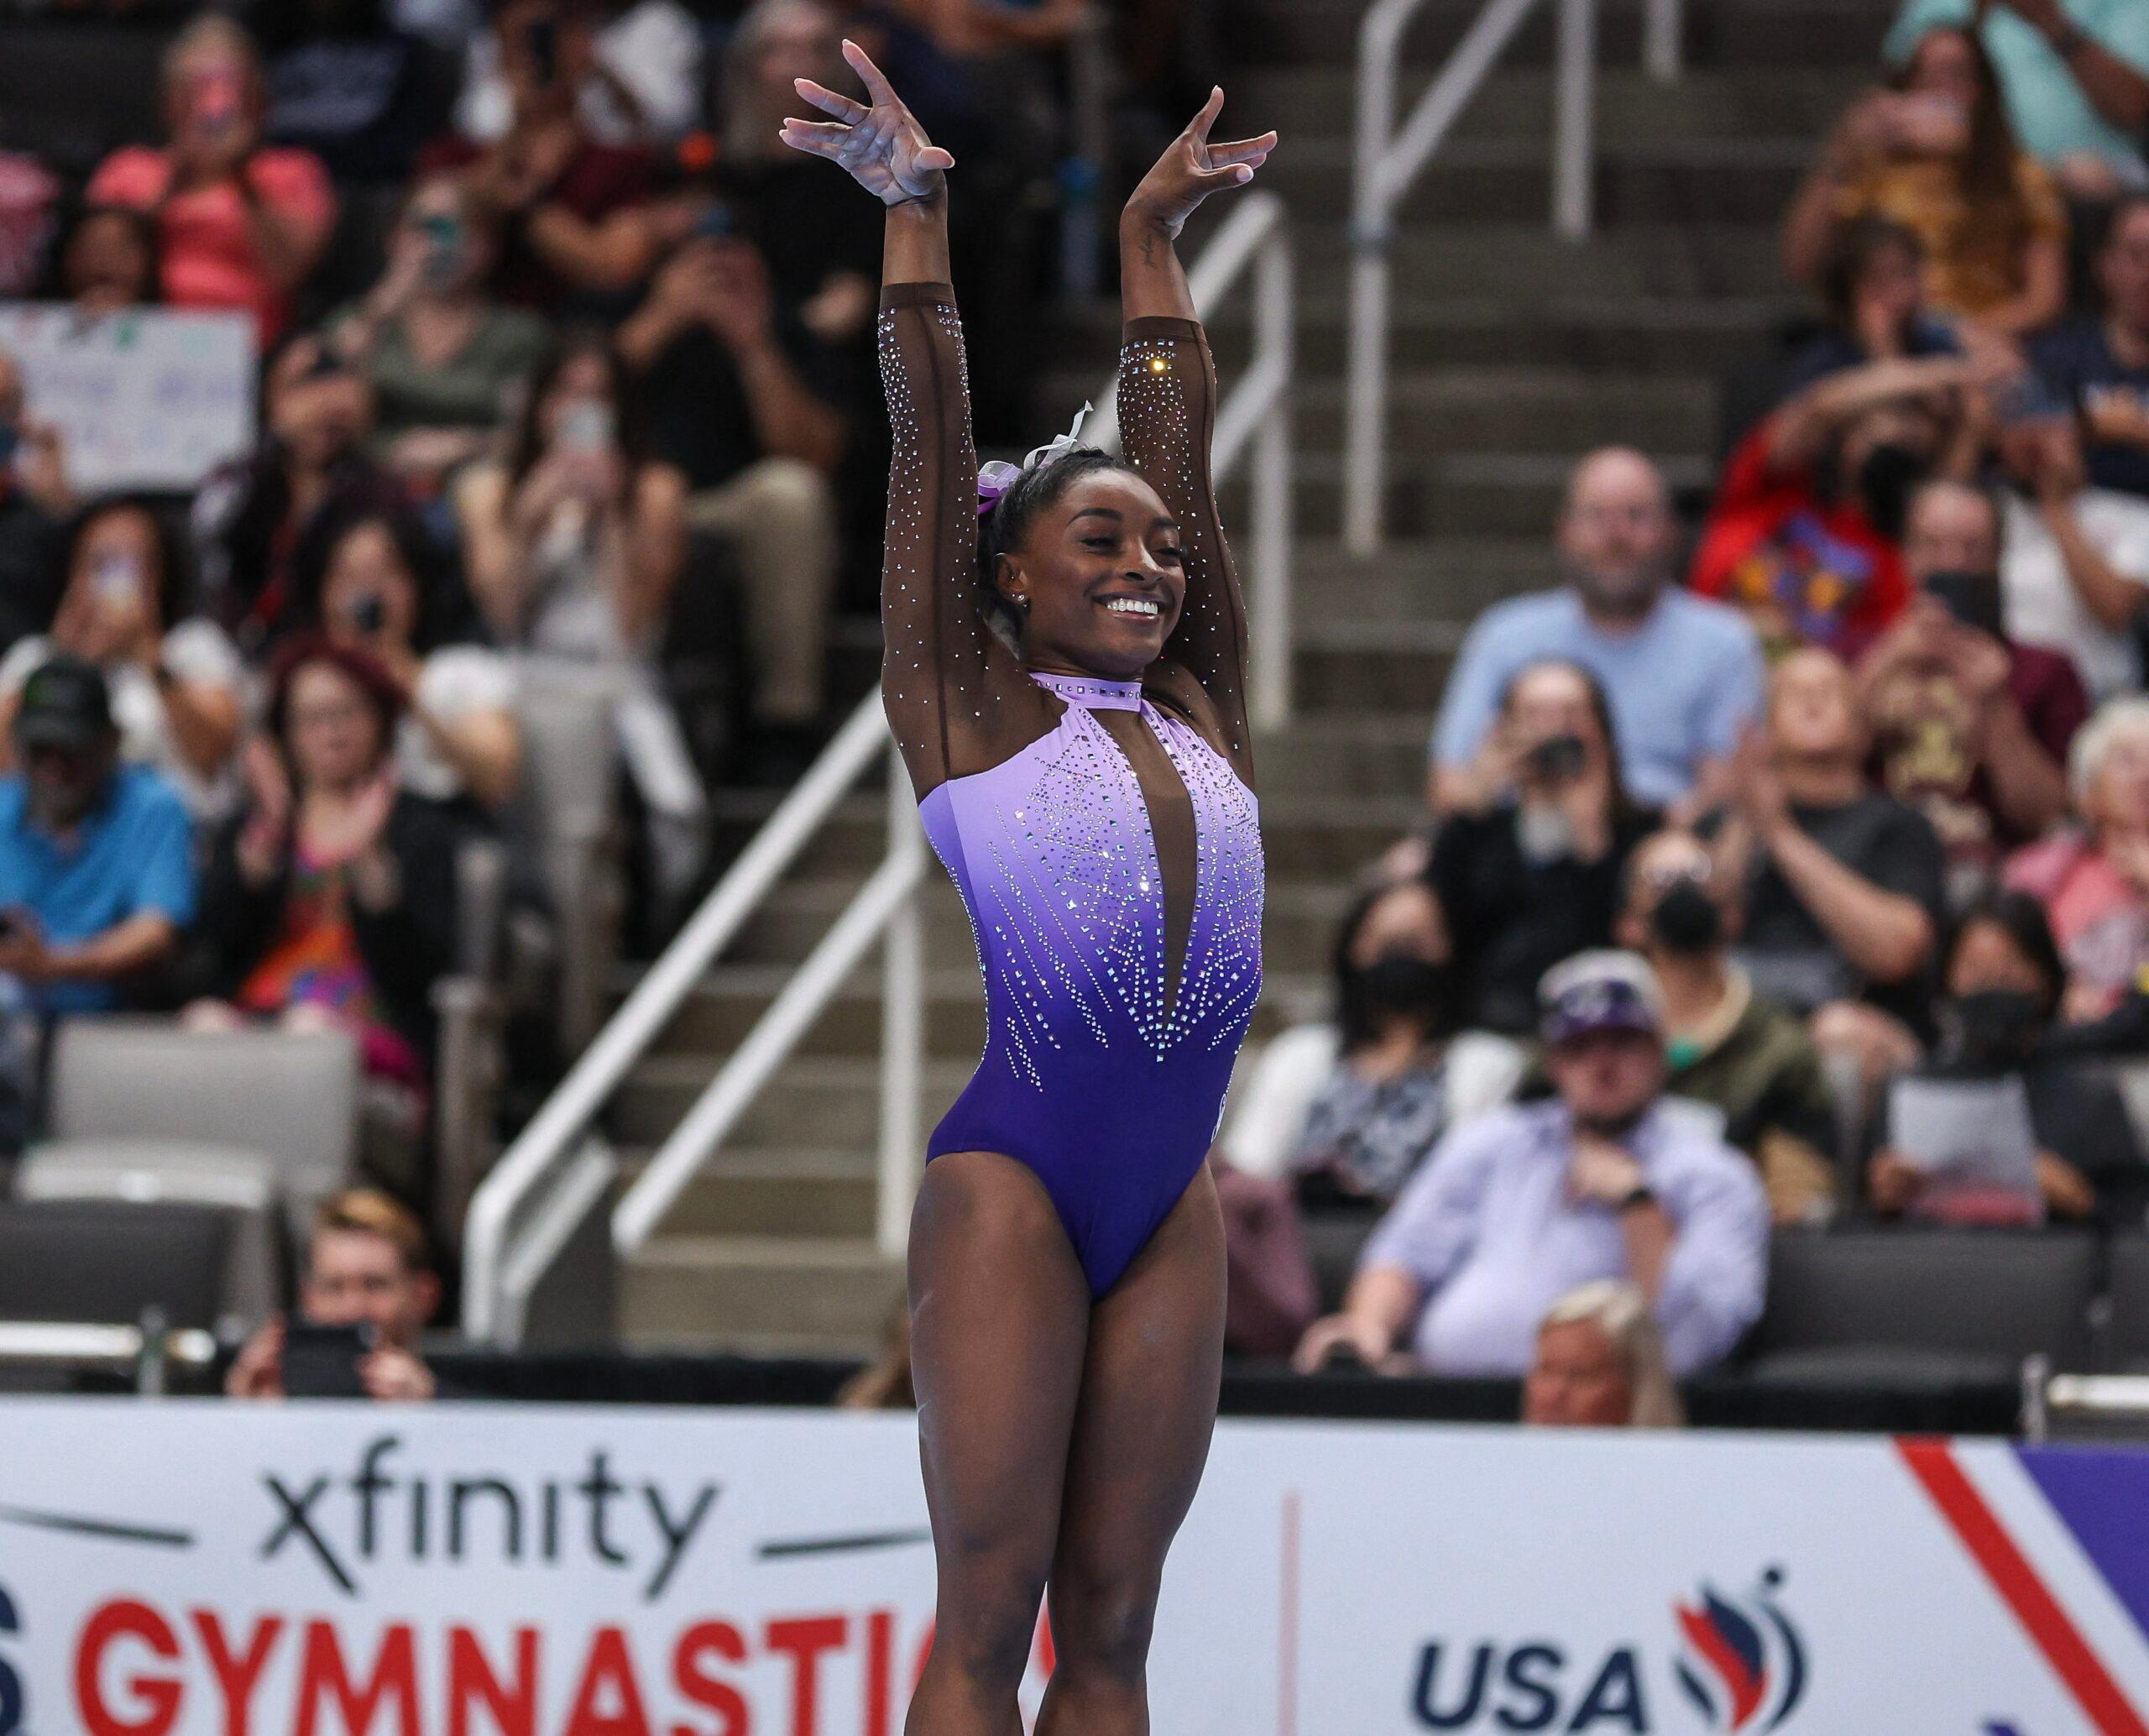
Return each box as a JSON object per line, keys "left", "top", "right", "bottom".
{"left": 908, "top": 1150, "right": 1093, "bottom": 1587}
{"left": 1050, "top": 1163, "right": 1227, "bottom": 1597}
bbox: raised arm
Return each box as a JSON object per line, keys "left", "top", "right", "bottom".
{"left": 1118, "top": 92, "right": 1277, "bottom": 777}
{"left": 784, "top": 43, "right": 1012, "bottom": 796}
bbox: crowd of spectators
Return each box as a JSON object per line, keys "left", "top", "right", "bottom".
{"left": 0, "top": 0, "right": 1187, "bottom": 1268}
{"left": 1203, "top": 0, "right": 2149, "bottom": 1393}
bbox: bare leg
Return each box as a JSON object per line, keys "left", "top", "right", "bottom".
{"left": 1034, "top": 1165, "right": 1227, "bottom": 1736}
{"left": 906, "top": 1149, "right": 1092, "bottom": 1736}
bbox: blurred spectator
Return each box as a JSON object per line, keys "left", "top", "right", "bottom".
{"left": 903, "top": 0, "right": 1095, "bottom": 55}
{"left": 0, "top": 348, "right": 71, "bottom": 655}
{"left": 1870, "top": 891, "right": 2146, "bottom": 1223}
{"left": 52, "top": 205, "right": 160, "bottom": 319}
{"left": 248, "top": 0, "right": 455, "bottom": 184}
{"left": 620, "top": 228, "right": 844, "bottom": 758}
{"left": 327, "top": 173, "right": 552, "bottom": 498}
{"left": 1714, "top": 650, "right": 1947, "bottom": 1033}
{"left": 1432, "top": 448, "right": 1765, "bottom": 814}
{"left": 458, "top": 0, "right": 703, "bottom": 148}
{"left": 836, "top": 1294, "right": 914, "bottom": 1408}
{"left": 1988, "top": 402, "right": 2149, "bottom": 703}
{"left": 85, "top": 17, "right": 338, "bottom": 344}
{"left": 1860, "top": 478, "right": 2086, "bottom": 866}
{"left": 226, "top": 1188, "right": 441, "bottom": 1401}
{"left": 1218, "top": 878, "right": 1525, "bottom": 1210}
{"left": 1616, "top": 828, "right": 1841, "bottom": 1223}
{"left": 1522, "top": 1280, "right": 1686, "bottom": 1428}
{"left": 0, "top": 657, "right": 193, "bottom": 1016}
{"left": 0, "top": 499, "right": 243, "bottom": 824}
{"left": 2008, "top": 695, "right": 2149, "bottom": 1017}
{"left": 193, "top": 334, "right": 395, "bottom": 653}
{"left": 1783, "top": 219, "right": 1963, "bottom": 400}
{"left": 189, "top": 639, "right": 460, "bottom": 1090}
{"left": 2033, "top": 192, "right": 2149, "bottom": 499}
{"left": 1691, "top": 352, "right": 1984, "bottom": 658}
{"left": 433, "top": 2, "right": 663, "bottom": 317}
{"left": 316, "top": 510, "right": 520, "bottom": 813}
{"left": 1294, "top": 952, "right": 1769, "bottom": 1378}
{"left": 1783, "top": 25, "right": 2068, "bottom": 336}
{"left": 1212, "top": 1153, "right": 1321, "bottom": 1359}
{"left": 1430, "top": 661, "right": 1660, "bottom": 1037}
{"left": 1886, "top": 0, "right": 2149, "bottom": 196}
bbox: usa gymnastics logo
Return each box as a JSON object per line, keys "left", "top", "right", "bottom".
{"left": 1673, "top": 1566, "right": 1807, "bottom": 1733}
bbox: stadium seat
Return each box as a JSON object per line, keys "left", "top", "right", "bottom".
{"left": 2101, "top": 1234, "right": 2149, "bottom": 1373}
{"left": 13, "top": 1140, "right": 280, "bottom": 1328}
{"left": 0, "top": 1198, "right": 231, "bottom": 1330}
{"left": 1302, "top": 1215, "right": 1375, "bottom": 1315}
{"left": 1742, "top": 1227, "right": 2099, "bottom": 1389}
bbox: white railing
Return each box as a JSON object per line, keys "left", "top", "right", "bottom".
{"left": 466, "top": 196, "right": 1295, "bottom": 1346}
{"left": 1346, "top": 0, "right": 1681, "bottom": 553}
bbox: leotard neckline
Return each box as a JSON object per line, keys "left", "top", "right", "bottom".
{"left": 1029, "top": 671, "right": 1144, "bottom": 712}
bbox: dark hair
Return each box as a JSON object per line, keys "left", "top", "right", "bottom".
{"left": 63, "top": 494, "right": 194, "bottom": 619}
{"left": 264, "top": 633, "right": 405, "bottom": 771}
{"left": 297, "top": 501, "right": 470, "bottom": 653}
{"left": 45, "top": 201, "right": 160, "bottom": 306}
{"left": 1332, "top": 879, "right": 1448, "bottom": 1052}
{"left": 1493, "top": 657, "right": 1645, "bottom": 824}
{"left": 1892, "top": 28, "right": 2027, "bottom": 217}
{"left": 1947, "top": 890, "right": 2067, "bottom": 1018}
{"left": 975, "top": 446, "right": 1137, "bottom": 635}
{"left": 509, "top": 327, "right": 648, "bottom": 486}
{"left": 1820, "top": 217, "right": 1925, "bottom": 327}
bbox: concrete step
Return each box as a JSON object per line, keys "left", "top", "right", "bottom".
{"left": 622, "top": 1146, "right": 880, "bottom": 1239}
{"left": 1233, "top": 65, "right": 1863, "bottom": 145}
{"left": 620, "top": 1234, "right": 904, "bottom": 1355}
{"left": 1292, "top": 535, "right": 1560, "bottom": 617}
{"left": 1231, "top": 0, "right": 1890, "bottom": 70}
{"left": 1277, "top": 446, "right": 1714, "bottom": 540}
{"left": 1292, "top": 222, "right": 1794, "bottom": 306}
{"left": 614, "top": 1054, "right": 974, "bottom": 1151}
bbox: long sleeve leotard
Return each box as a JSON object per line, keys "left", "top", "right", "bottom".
{"left": 878, "top": 280, "right": 1265, "bottom": 1294}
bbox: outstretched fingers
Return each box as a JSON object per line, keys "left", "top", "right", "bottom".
{"left": 777, "top": 118, "right": 852, "bottom": 159}
{"left": 1210, "top": 132, "right": 1278, "bottom": 167}
{"left": 1184, "top": 84, "right": 1226, "bottom": 149}
{"left": 792, "top": 76, "right": 866, "bottom": 122}
{"left": 841, "top": 37, "right": 903, "bottom": 110}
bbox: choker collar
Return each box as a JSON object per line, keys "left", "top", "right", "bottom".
{"left": 1031, "top": 671, "right": 1144, "bottom": 711}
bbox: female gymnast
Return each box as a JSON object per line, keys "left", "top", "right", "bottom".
{"left": 782, "top": 44, "right": 1276, "bottom": 1736}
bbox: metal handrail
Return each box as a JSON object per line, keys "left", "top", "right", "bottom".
{"left": 468, "top": 199, "right": 1297, "bottom": 1346}
{"left": 1343, "top": 0, "right": 1603, "bottom": 554}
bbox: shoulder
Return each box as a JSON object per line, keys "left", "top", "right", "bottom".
{"left": 1659, "top": 588, "right": 1763, "bottom": 656}
{"left": 246, "top": 148, "right": 337, "bottom": 205}
{"left": 86, "top": 148, "right": 169, "bottom": 204}
{"left": 114, "top": 764, "right": 190, "bottom": 831}
{"left": 1470, "top": 589, "right": 1576, "bottom": 644}
{"left": 161, "top": 619, "right": 243, "bottom": 684}
{"left": 421, "top": 643, "right": 514, "bottom": 708}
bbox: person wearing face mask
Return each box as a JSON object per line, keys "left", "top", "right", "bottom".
{"left": 326, "top": 174, "right": 551, "bottom": 498}
{"left": 1869, "top": 891, "right": 2145, "bottom": 1223}
{"left": 0, "top": 656, "right": 194, "bottom": 1017}
{"left": 1430, "top": 660, "right": 1661, "bottom": 1036}
{"left": 1432, "top": 447, "right": 1764, "bottom": 816}
{"left": 1616, "top": 829, "right": 1840, "bottom": 1223}
{"left": 1859, "top": 477, "right": 2086, "bottom": 871}
{"left": 0, "top": 499, "right": 244, "bottom": 824}
{"left": 1217, "top": 879, "right": 1526, "bottom": 1211}
{"left": 1693, "top": 346, "right": 1994, "bottom": 659}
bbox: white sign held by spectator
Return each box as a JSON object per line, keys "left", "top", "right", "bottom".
{"left": 0, "top": 305, "right": 255, "bottom": 493}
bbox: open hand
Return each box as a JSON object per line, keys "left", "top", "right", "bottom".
{"left": 1127, "top": 87, "right": 1277, "bottom": 239}
{"left": 780, "top": 40, "right": 954, "bottom": 207}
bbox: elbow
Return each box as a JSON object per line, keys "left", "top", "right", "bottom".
{"left": 1874, "top": 907, "right": 1935, "bottom": 986}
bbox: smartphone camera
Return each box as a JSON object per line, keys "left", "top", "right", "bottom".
{"left": 1524, "top": 735, "right": 1587, "bottom": 786}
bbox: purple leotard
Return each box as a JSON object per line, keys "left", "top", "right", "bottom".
{"left": 878, "top": 281, "right": 1264, "bottom": 1294}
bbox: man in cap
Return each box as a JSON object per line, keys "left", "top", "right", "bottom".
{"left": 0, "top": 654, "right": 194, "bottom": 1012}
{"left": 1294, "top": 950, "right": 1769, "bottom": 1378}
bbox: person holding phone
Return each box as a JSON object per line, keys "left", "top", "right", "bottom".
{"left": 226, "top": 1189, "right": 441, "bottom": 1402}
{"left": 83, "top": 16, "right": 337, "bottom": 344}
{"left": 1783, "top": 25, "right": 2068, "bottom": 337}
{"left": 0, "top": 500, "right": 243, "bottom": 824}
{"left": 1428, "top": 660, "right": 1661, "bottom": 1036}
{"left": 1859, "top": 476, "right": 2087, "bottom": 867}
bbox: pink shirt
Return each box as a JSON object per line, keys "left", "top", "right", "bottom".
{"left": 86, "top": 146, "right": 336, "bottom": 343}
{"left": 2006, "top": 830, "right": 2149, "bottom": 1017}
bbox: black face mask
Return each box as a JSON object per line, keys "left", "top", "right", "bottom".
{"left": 1351, "top": 953, "right": 1460, "bottom": 1035}
{"left": 1856, "top": 443, "right": 1927, "bottom": 540}
{"left": 1649, "top": 878, "right": 1723, "bottom": 956}
{"left": 1943, "top": 989, "right": 2047, "bottom": 1072}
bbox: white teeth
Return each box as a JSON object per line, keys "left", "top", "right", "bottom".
{"left": 1104, "top": 599, "right": 1160, "bottom": 618}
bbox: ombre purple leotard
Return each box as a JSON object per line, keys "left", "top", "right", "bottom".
{"left": 878, "top": 280, "right": 1264, "bottom": 1294}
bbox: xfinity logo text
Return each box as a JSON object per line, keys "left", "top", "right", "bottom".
{"left": 259, "top": 1435, "right": 719, "bottom": 1600}
{"left": 0, "top": 1582, "right": 21, "bottom": 1736}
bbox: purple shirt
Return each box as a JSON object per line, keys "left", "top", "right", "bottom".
{"left": 1362, "top": 1099, "right": 1770, "bottom": 1376}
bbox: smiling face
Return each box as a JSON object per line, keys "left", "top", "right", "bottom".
{"left": 996, "top": 468, "right": 1187, "bottom": 680}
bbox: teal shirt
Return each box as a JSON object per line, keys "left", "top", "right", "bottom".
{"left": 1887, "top": 0, "right": 2149, "bottom": 178}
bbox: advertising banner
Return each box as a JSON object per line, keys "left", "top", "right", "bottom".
{"left": 0, "top": 306, "right": 255, "bottom": 492}
{"left": 2, "top": 1399, "right": 2147, "bottom": 1734}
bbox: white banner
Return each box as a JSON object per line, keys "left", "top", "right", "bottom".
{"left": 0, "top": 306, "right": 255, "bottom": 493}
{"left": 2, "top": 1400, "right": 2147, "bottom": 1734}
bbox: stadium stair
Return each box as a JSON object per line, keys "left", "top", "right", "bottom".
{"left": 606, "top": 0, "right": 1887, "bottom": 1355}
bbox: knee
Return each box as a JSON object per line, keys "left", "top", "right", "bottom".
{"left": 935, "top": 1560, "right": 1048, "bottom": 1690}
{"left": 1051, "top": 1564, "right": 1162, "bottom": 1686}
{"left": 740, "top": 456, "right": 835, "bottom": 530}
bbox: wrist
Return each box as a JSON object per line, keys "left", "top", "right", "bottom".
{"left": 1122, "top": 200, "right": 1181, "bottom": 241}
{"left": 886, "top": 185, "right": 947, "bottom": 217}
